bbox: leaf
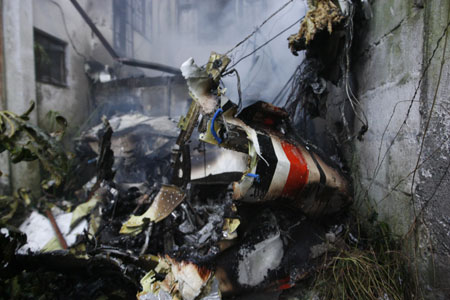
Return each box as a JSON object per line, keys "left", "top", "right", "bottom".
{"left": 0, "top": 196, "right": 18, "bottom": 224}
{"left": 0, "top": 105, "right": 71, "bottom": 190}
{"left": 70, "top": 195, "right": 101, "bottom": 229}
{"left": 18, "top": 188, "right": 32, "bottom": 206}
{"left": 20, "top": 101, "right": 35, "bottom": 119}
{"left": 42, "top": 237, "right": 63, "bottom": 252}
{"left": 4, "top": 115, "right": 16, "bottom": 138}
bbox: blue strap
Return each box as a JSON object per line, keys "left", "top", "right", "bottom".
{"left": 211, "top": 108, "right": 224, "bottom": 144}
{"left": 246, "top": 173, "right": 260, "bottom": 183}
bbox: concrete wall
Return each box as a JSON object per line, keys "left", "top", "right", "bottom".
{"left": 352, "top": 0, "right": 450, "bottom": 298}
{"left": 416, "top": 0, "right": 450, "bottom": 297}
{"left": 2, "top": 0, "right": 41, "bottom": 195}
{"left": 33, "top": 0, "right": 115, "bottom": 141}
{"left": 0, "top": 0, "right": 9, "bottom": 195}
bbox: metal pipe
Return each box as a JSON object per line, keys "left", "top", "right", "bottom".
{"left": 69, "top": 0, "right": 119, "bottom": 59}
{"left": 118, "top": 58, "right": 181, "bottom": 75}
{"left": 46, "top": 209, "right": 68, "bottom": 250}
{"left": 69, "top": 0, "right": 181, "bottom": 75}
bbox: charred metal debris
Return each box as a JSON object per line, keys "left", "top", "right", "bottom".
{"left": 284, "top": 0, "right": 371, "bottom": 159}
{"left": 0, "top": 2, "right": 376, "bottom": 300}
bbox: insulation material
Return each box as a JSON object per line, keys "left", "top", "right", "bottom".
{"left": 288, "top": 0, "right": 344, "bottom": 54}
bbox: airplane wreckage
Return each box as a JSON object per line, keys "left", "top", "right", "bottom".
{"left": 0, "top": 54, "right": 352, "bottom": 299}
{"left": 0, "top": 1, "right": 372, "bottom": 299}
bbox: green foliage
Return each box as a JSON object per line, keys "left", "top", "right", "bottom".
{"left": 0, "top": 189, "right": 31, "bottom": 226}
{"left": 0, "top": 102, "right": 71, "bottom": 190}
{"left": 312, "top": 222, "right": 416, "bottom": 300}
{"left": 44, "top": 110, "right": 68, "bottom": 141}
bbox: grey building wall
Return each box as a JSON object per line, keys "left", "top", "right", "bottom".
{"left": 2, "top": 0, "right": 40, "bottom": 195}
{"left": 353, "top": 0, "right": 450, "bottom": 298}
{"left": 33, "top": 0, "right": 93, "bottom": 141}
{"left": 0, "top": 0, "right": 9, "bottom": 195}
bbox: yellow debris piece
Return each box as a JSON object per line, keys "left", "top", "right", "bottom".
{"left": 120, "top": 185, "right": 185, "bottom": 235}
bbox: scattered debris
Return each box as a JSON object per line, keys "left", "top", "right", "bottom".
{"left": 138, "top": 256, "right": 218, "bottom": 300}
{"left": 0, "top": 1, "right": 419, "bottom": 299}
{"left": 0, "top": 51, "right": 356, "bottom": 299}
{"left": 120, "top": 185, "right": 186, "bottom": 235}
{"left": 84, "top": 60, "right": 115, "bottom": 83}
{"left": 18, "top": 209, "right": 88, "bottom": 253}
{"left": 76, "top": 113, "right": 178, "bottom": 191}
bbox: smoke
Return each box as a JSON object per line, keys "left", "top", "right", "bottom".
{"left": 149, "top": 0, "right": 307, "bottom": 107}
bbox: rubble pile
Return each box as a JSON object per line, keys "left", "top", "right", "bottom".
{"left": 0, "top": 2, "right": 381, "bottom": 299}
{"left": 0, "top": 51, "right": 355, "bottom": 300}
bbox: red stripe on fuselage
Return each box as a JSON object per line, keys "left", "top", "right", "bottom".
{"left": 281, "top": 141, "right": 309, "bottom": 197}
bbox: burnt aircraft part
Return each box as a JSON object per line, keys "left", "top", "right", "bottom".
{"left": 207, "top": 101, "right": 351, "bottom": 216}
{"left": 178, "top": 54, "right": 351, "bottom": 218}
{"left": 190, "top": 141, "right": 249, "bottom": 185}
{"left": 171, "top": 144, "right": 191, "bottom": 187}
{"left": 238, "top": 101, "right": 290, "bottom": 129}
{"left": 215, "top": 208, "right": 327, "bottom": 295}
{"left": 3, "top": 251, "right": 143, "bottom": 298}
{"left": 120, "top": 185, "right": 186, "bottom": 235}
{"left": 254, "top": 134, "right": 277, "bottom": 197}
{"left": 4, "top": 45, "right": 356, "bottom": 299}
{"left": 78, "top": 113, "right": 178, "bottom": 191}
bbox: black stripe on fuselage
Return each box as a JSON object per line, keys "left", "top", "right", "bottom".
{"left": 309, "top": 151, "right": 326, "bottom": 186}
{"left": 255, "top": 134, "right": 277, "bottom": 198}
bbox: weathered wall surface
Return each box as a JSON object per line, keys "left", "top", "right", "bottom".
{"left": 33, "top": 0, "right": 105, "bottom": 142}
{"left": 416, "top": 0, "right": 450, "bottom": 297}
{"left": 353, "top": 0, "right": 450, "bottom": 298}
{"left": 2, "top": 0, "right": 41, "bottom": 195}
{"left": 0, "top": 0, "right": 9, "bottom": 195}
{"left": 353, "top": 0, "right": 423, "bottom": 235}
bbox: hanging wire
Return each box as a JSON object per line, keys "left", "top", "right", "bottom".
{"left": 223, "top": 0, "right": 296, "bottom": 57}
{"left": 224, "top": 68, "right": 243, "bottom": 113}
{"left": 273, "top": 64, "right": 302, "bottom": 106}
{"left": 343, "top": 2, "right": 369, "bottom": 140}
{"left": 225, "top": 17, "right": 304, "bottom": 71}
{"left": 50, "top": 0, "right": 87, "bottom": 61}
